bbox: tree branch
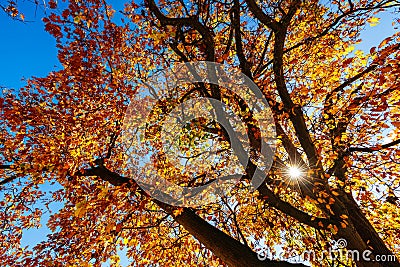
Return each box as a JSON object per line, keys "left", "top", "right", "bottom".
{"left": 232, "top": 0, "right": 252, "bottom": 78}
{"left": 245, "top": 0, "right": 282, "bottom": 32}
{"left": 257, "top": 182, "right": 331, "bottom": 229}
{"left": 145, "top": 0, "right": 215, "bottom": 61}
{"left": 0, "top": 175, "right": 17, "bottom": 186}
{"left": 0, "top": 164, "right": 12, "bottom": 170}
{"left": 349, "top": 139, "right": 400, "bottom": 153}
{"left": 78, "top": 165, "right": 307, "bottom": 266}
{"left": 324, "top": 64, "right": 378, "bottom": 110}
{"left": 272, "top": 23, "right": 320, "bottom": 170}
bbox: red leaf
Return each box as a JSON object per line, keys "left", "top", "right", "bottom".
{"left": 49, "top": 0, "right": 57, "bottom": 9}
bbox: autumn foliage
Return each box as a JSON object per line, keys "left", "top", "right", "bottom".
{"left": 1, "top": 0, "right": 400, "bottom": 266}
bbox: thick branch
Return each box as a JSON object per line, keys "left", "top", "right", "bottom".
{"left": 78, "top": 165, "right": 131, "bottom": 186}
{"left": 245, "top": 0, "right": 281, "bottom": 32}
{"left": 145, "top": 0, "right": 215, "bottom": 61}
{"left": 281, "top": 0, "right": 301, "bottom": 26}
{"left": 78, "top": 166, "right": 306, "bottom": 266}
{"left": 232, "top": 0, "right": 252, "bottom": 78}
{"left": 273, "top": 28, "right": 320, "bottom": 170}
{"left": 0, "top": 164, "right": 11, "bottom": 170}
{"left": 257, "top": 182, "right": 331, "bottom": 229}
{"left": 167, "top": 205, "right": 306, "bottom": 267}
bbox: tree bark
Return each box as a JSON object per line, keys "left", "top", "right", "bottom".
{"left": 80, "top": 166, "right": 306, "bottom": 267}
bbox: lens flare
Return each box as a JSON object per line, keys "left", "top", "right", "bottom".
{"left": 288, "top": 165, "right": 302, "bottom": 179}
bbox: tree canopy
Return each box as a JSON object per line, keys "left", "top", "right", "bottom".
{"left": 1, "top": 0, "right": 400, "bottom": 266}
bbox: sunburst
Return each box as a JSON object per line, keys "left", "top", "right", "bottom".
{"left": 287, "top": 165, "right": 302, "bottom": 179}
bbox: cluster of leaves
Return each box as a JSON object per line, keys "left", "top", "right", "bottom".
{"left": 1, "top": 0, "right": 400, "bottom": 266}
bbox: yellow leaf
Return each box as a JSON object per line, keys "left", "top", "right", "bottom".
{"left": 173, "top": 208, "right": 184, "bottom": 217}
{"left": 98, "top": 186, "right": 108, "bottom": 199}
{"left": 74, "top": 200, "right": 87, "bottom": 218}
{"left": 110, "top": 255, "right": 120, "bottom": 265}
{"left": 74, "top": 16, "right": 81, "bottom": 24}
{"left": 345, "top": 45, "right": 355, "bottom": 54}
{"left": 367, "top": 17, "right": 380, "bottom": 27}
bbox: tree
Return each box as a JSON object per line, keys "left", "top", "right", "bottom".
{"left": 1, "top": 0, "right": 400, "bottom": 266}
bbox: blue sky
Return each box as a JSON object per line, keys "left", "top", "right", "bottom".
{"left": 0, "top": 2, "right": 398, "bottom": 266}
{"left": 0, "top": 0, "right": 126, "bottom": 90}
{"left": 0, "top": 6, "right": 58, "bottom": 89}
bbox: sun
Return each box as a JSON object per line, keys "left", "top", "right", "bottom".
{"left": 287, "top": 165, "right": 302, "bottom": 179}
